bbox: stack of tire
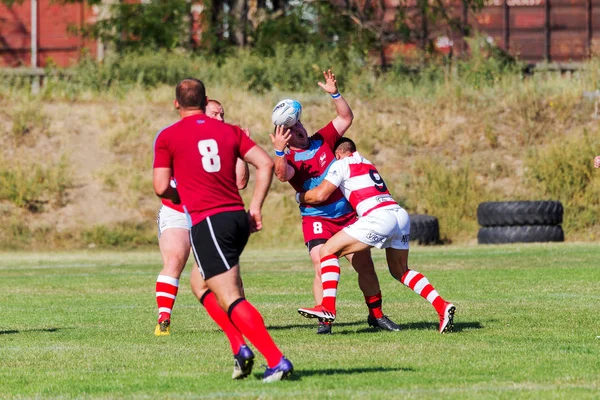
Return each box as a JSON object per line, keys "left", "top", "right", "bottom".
{"left": 477, "top": 201, "right": 564, "bottom": 244}
{"left": 409, "top": 214, "right": 440, "bottom": 245}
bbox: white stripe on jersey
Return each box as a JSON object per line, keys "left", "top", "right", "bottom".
{"left": 332, "top": 152, "right": 398, "bottom": 217}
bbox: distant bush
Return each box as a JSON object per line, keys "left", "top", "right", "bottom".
{"left": 16, "top": 40, "right": 527, "bottom": 100}
{"left": 0, "top": 155, "right": 71, "bottom": 212}
{"left": 81, "top": 222, "right": 156, "bottom": 248}
{"left": 525, "top": 131, "right": 600, "bottom": 234}
{"left": 403, "top": 157, "right": 487, "bottom": 242}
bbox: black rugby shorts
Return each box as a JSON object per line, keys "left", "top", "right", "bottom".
{"left": 190, "top": 210, "right": 250, "bottom": 280}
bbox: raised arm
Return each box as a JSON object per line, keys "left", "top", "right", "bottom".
{"left": 242, "top": 145, "right": 274, "bottom": 232}
{"left": 298, "top": 180, "right": 338, "bottom": 205}
{"left": 270, "top": 125, "right": 295, "bottom": 182}
{"left": 318, "top": 69, "right": 353, "bottom": 136}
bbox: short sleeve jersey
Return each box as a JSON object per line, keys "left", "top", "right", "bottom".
{"left": 324, "top": 151, "right": 399, "bottom": 218}
{"left": 153, "top": 115, "right": 256, "bottom": 225}
{"left": 286, "top": 122, "right": 354, "bottom": 219}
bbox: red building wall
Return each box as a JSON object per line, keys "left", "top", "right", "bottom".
{"left": 0, "top": 0, "right": 97, "bottom": 67}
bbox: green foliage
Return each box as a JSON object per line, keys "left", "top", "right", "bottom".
{"left": 457, "top": 36, "right": 522, "bottom": 88}
{"left": 81, "top": 0, "right": 190, "bottom": 52}
{"left": 9, "top": 99, "right": 50, "bottom": 140}
{"left": 252, "top": 2, "right": 376, "bottom": 58}
{"left": 525, "top": 131, "right": 600, "bottom": 232}
{"left": 405, "top": 157, "right": 487, "bottom": 242}
{"left": 0, "top": 155, "right": 71, "bottom": 212}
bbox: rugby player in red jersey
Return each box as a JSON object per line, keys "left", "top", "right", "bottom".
{"left": 153, "top": 79, "right": 292, "bottom": 382}
{"left": 297, "top": 137, "right": 456, "bottom": 334}
{"left": 270, "top": 69, "right": 400, "bottom": 334}
{"left": 154, "top": 99, "right": 249, "bottom": 340}
{"left": 154, "top": 99, "right": 253, "bottom": 378}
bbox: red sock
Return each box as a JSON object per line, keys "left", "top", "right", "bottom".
{"left": 400, "top": 270, "right": 446, "bottom": 314}
{"left": 228, "top": 299, "right": 282, "bottom": 368}
{"left": 321, "top": 255, "right": 340, "bottom": 312}
{"left": 200, "top": 291, "right": 246, "bottom": 354}
{"left": 156, "top": 275, "right": 178, "bottom": 322}
{"left": 365, "top": 292, "right": 384, "bottom": 318}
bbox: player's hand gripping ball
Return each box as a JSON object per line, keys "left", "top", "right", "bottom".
{"left": 271, "top": 99, "right": 302, "bottom": 127}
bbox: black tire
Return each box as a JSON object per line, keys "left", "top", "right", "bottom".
{"left": 477, "top": 225, "right": 564, "bottom": 244}
{"left": 409, "top": 214, "right": 440, "bottom": 245}
{"left": 477, "top": 201, "right": 563, "bottom": 227}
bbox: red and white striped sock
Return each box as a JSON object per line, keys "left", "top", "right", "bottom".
{"left": 156, "top": 275, "right": 179, "bottom": 323}
{"left": 321, "top": 255, "right": 341, "bottom": 313}
{"left": 400, "top": 270, "right": 446, "bottom": 315}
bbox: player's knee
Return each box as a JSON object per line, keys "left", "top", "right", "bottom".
{"left": 319, "top": 244, "right": 334, "bottom": 259}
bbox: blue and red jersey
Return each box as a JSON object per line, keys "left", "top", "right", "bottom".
{"left": 285, "top": 122, "right": 354, "bottom": 219}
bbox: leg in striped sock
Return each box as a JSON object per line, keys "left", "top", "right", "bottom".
{"left": 156, "top": 226, "right": 190, "bottom": 335}
{"left": 297, "top": 254, "right": 339, "bottom": 322}
{"left": 156, "top": 274, "right": 179, "bottom": 323}
{"left": 320, "top": 254, "right": 341, "bottom": 313}
{"left": 399, "top": 270, "right": 447, "bottom": 314}
{"left": 387, "top": 248, "right": 455, "bottom": 333}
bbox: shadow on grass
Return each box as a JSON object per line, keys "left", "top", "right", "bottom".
{"left": 267, "top": 320, "right": 364, "bottom": 331}
{"left": 397, "top": 321, "right": 483, "bottom": 333}
{"left": 253, "top": 366, "right": 413, "bottom": 381}
{"left": 0, "top": 327, "right": 61, "bottom": 335}
{"left": 267, "top": 320, "right": 483, "bottom": 333}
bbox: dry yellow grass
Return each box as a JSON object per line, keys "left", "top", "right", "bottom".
{"left": 1, "top": 68, "right": 599, "bottom": 249}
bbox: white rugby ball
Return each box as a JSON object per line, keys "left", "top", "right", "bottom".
{"left": 271, "top": 99, "right": 302, "bottom": 127}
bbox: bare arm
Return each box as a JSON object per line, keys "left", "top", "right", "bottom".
{"left": 298, "top": 180, "right": 338, "bottom": 205}
{"left": 269, "top": 125, "right": 295, "bottom": 182}
{"left": 243, "top": 145, "right": 274, "bottom": 232}
{"left": 153, "top": 168, "right": 180, "bottom": 204}
{"left": 235, "top": 158, "right": 249, "bottom": 190}
{"left": 318, "top": 69, "right": 354, "bottom": 136}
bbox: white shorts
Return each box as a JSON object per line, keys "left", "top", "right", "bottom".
{"left": 343, "top": 207, "right": 410, "bottom": 250}
{"left": 157, "top": 205, "right": 190, "bottom": 238}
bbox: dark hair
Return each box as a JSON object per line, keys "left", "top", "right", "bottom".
{"left": 334, "top": 137, "right": 356, "bottom": 153}
{"left": 176, "top": 78, "right": 207, "bottom": 110}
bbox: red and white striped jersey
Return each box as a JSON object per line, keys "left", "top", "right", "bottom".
{"left": 324, "top": 151, "right": 400, "bottom": 217}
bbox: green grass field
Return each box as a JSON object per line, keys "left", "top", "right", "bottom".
{"left": 1, "top": 244, "right": 599, "bottom": 399}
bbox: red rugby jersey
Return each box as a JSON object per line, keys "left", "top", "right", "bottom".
{"left": 153, "top": 115, "right": 256, "bottom": 225}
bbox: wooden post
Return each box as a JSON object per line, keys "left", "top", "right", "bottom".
{"left": 545, "top": 0, "right": 551, "bottom": 62}
{"left": 504, "top": 0, "right": 510, "bottom": 52}
{"left": 587, "top": 0, "right": 593, "bottom": 57}
{"left": 31, "top": 0, "right": 40, "bottom": 94}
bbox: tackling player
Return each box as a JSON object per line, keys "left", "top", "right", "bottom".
{"left": 154, "top": 78, "right": 292, "bottom": 381}
{"left": 270, "top": 69, "right": 400, "bottom": 334}
{"left": 296, "top": 137, "right": 456, "bottom": 334}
